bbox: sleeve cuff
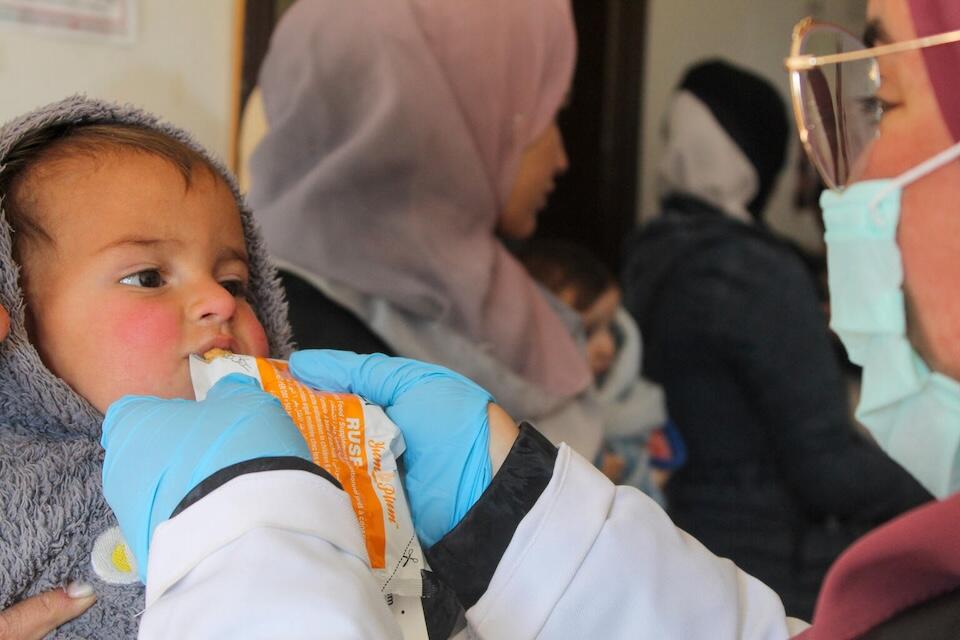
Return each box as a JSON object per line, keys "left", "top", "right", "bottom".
{"left": 172, "top": 456, "right": 342, "bottom": 518}
{"left": 425, "top": 423, "right": 558, "bottom": 609}
{"left": 147, "top": 468, "right": 365, "bottom": 608}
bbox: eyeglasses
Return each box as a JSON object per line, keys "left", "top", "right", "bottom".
{"left": 785, "top": 17, "right": 960, "bottom": 190}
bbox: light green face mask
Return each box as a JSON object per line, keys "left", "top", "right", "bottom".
{"left": 820, "top": 141, "right": 960, "bottom": 498}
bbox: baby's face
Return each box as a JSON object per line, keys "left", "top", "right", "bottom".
{"left": 578, "top": 286, "right": 621, "bottom": 377}
{"left": 19, "top": 150, "right": 269, "bottom": 413}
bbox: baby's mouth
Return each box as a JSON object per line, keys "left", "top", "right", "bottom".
{"left": 197, "top": 347, "right": 234, "bottom": 362}
{"left": 193, "top": 336, "right": 237, "bottom": 360}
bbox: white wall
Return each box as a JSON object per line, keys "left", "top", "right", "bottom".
{"left": 0, "top": 0, "right": 236, "bottom": 164}
{"left": 639, "top": 0, "right": 867, "bottom": 253}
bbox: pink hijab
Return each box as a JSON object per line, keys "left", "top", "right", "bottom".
{"left": 909, "top": 0, "right": 960, "bottom": 141}
{"left": 248, "top": 0, "right": 591, "bottom": 397}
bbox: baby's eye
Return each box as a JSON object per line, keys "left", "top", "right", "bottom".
{"left": 220, "top": 279, "right": 248, "bottom": 299}
{"left": 120, "top": 270, "right": 165, "bottom": 289}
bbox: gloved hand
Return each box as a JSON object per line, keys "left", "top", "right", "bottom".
{"left": 101, "top": 374, "right": 311, "bottom": 580}
{"left": 289, "top": 350, "right": 493, "bottom": 547}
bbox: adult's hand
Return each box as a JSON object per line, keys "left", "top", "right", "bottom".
{"left": 290, "top": 350, "right": 519, "bottom": 547}
{"left": 0, "top": 584, "right": 95, "bottom": 640}
{"left": 101, "top": 374, "right": 312, "bottom": 580}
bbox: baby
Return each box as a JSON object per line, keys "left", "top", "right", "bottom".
{"left": 519, "top": 239, "right": 684, "bottom": 498}
{"left": 0, "top": 97, "right": 291, "bottom": 638}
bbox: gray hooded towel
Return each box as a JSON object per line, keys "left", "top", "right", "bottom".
{"left": 0, "top": 96, "right": 293, "bottom": 638}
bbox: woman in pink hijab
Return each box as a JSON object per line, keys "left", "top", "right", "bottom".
{"left": 248, "top": 0, "right": 602, "bottom": 460}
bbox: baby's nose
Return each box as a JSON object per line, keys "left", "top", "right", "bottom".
{"left": 597, "top": 329, "right": 615, "bottom": 355}
{"left": 190, "top": 279, "right": 238, "bottom": 323}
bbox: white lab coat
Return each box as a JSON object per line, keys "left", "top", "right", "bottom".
{"left": 140, "top": 447, "right": 809, "bottom": 639}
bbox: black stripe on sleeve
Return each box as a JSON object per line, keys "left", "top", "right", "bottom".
{"left": 425, "top": 423, "right": 558, "bottom": 610}
{"left": 170, "top": 456, "right": 342, "bottom": 519}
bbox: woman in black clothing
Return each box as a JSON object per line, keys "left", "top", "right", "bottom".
{"left": 622, "top": 60, "right": 932, "bottom": 619}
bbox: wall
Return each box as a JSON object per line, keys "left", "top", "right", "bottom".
{"left": 639, "top": 0, "right": 867, "bottom": 253}
{"left": 0, "top": 0, "right": 869, "bottom": 240}
{"left": 0, "top": 0, "right": 237, "bottom": 164}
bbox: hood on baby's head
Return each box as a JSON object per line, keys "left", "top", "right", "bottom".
{"left": 0, "top": 96, "right": 292, "bottom": 436}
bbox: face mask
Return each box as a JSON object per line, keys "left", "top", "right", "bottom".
{"left": 820, "top": 140, "right": 960, "bottom": 498}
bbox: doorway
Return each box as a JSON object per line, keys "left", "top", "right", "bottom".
{"left": 532, "top": 1, "right": 647, "bottom": 274}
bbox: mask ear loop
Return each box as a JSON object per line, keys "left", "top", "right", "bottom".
{"left": 867, "top": 140, "right": 960, "bottom": 224}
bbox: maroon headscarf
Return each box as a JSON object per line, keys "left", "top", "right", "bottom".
{"left": 908, "top": 0, "right": 960, "bottom": 141}
{"left": 796, "top": 494, "right": 960, "bottom": 639}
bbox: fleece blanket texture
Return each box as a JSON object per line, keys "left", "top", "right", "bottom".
{"left": 0, "top": 96, "right": 293, "bottom": 638}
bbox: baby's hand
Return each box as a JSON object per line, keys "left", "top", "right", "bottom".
{"left": 600, "top": 452, "right": 627, "bottom": 484}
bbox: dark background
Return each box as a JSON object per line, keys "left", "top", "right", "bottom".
{"left": 534, "top": 1, "right": 646, "bottom": 274}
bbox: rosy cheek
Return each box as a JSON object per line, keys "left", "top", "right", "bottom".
{"left": 246, "top": 325, "right": 270, "bottom": 358}
{"left": 236, "top": 305, "right": 270, "bottom": 357}
{"left": 78, "top": 298, "right": 185, "bottom": 410}
{"left": 107, "top": 300, "right": 181, "bottom": 358}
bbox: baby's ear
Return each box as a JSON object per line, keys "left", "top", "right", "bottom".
{"left": 0, "top": 304, "right": 9, "bottom": 342}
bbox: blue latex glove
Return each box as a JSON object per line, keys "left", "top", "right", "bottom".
{"left": 289, "top": 350, "right": 493, "bottom": 547}
{"left": 101, "top": 373, "right": 311, "bottom": 580}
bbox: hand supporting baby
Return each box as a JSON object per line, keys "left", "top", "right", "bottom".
{"left": 0, "top": 585, "right": 96, "bottom": 640}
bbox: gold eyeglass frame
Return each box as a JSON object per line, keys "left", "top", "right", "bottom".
{"left": 785, "top": 16, "right": 960, "bottom": 189}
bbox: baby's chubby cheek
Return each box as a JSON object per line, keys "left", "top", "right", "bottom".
{"left": 108, "top": 303, "right": 182, "bottom": 359}
{"left": 84, "top": 300, "right": 271, "bottom": 411}
{"left": 93, "top": 303, "right": 190, "bottom": 400}
{"left": 234, "top": 301, "right": 271, "bottom": 358}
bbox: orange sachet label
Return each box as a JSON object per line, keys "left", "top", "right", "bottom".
{"left": 189, "top": 351, "right": 425, "bottom": 607}
{"left": 254, "top": 358, "right": 386, "bottom": 567}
